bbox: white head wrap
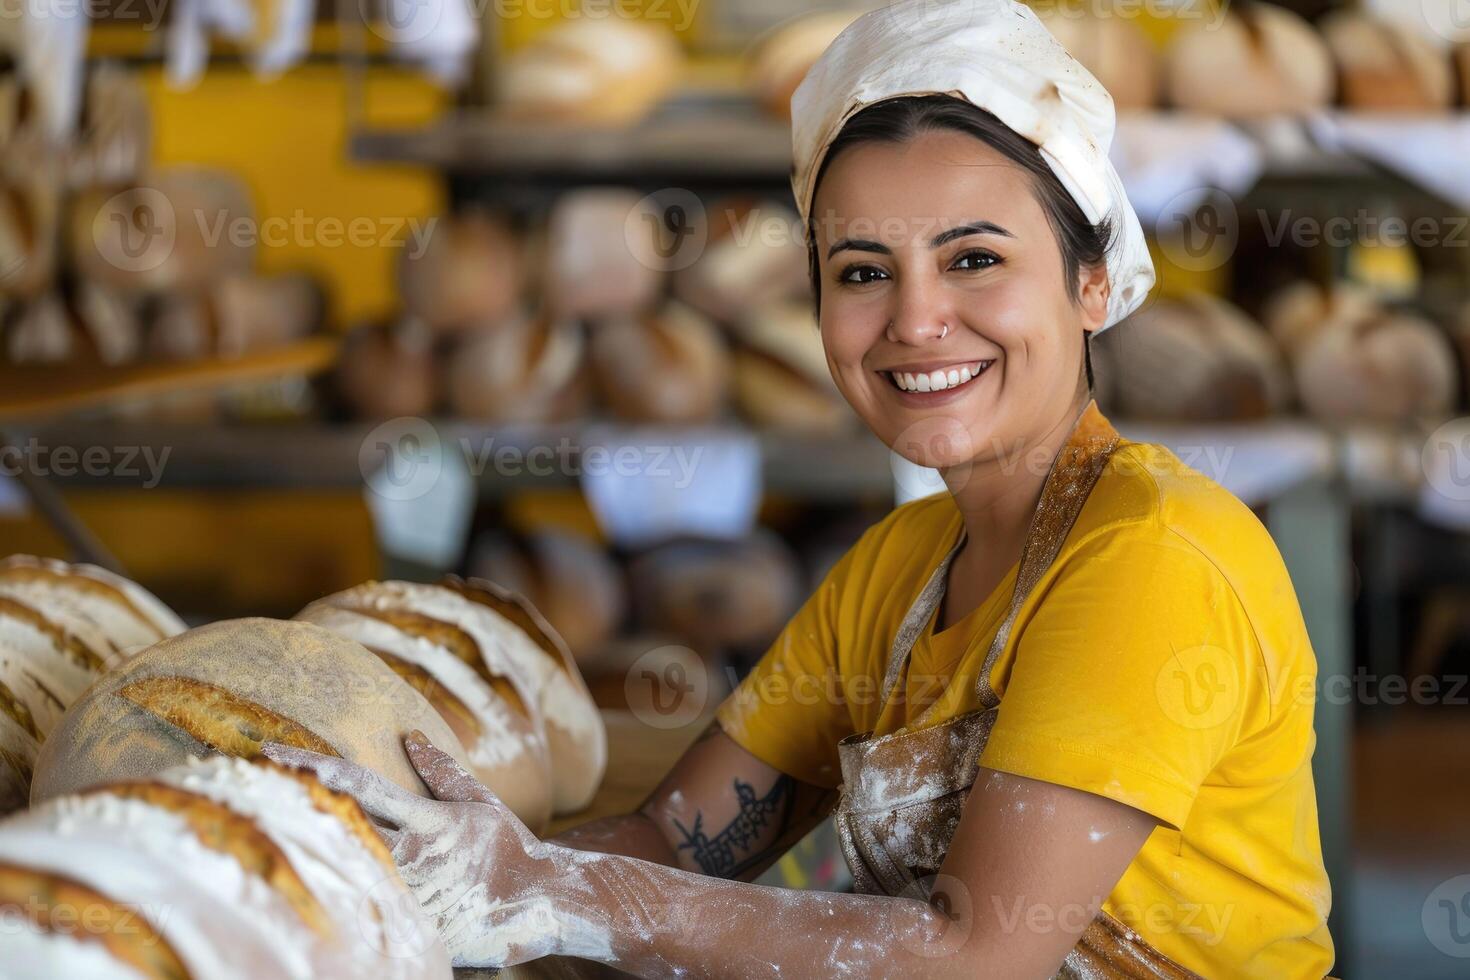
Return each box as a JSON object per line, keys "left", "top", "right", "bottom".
{"left": 790, "top": 0, "right": 1155, "bottom": 331}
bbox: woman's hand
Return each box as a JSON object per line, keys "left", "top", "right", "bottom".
{"left": 263, "top": 732, "right": 568, "bottom": 968}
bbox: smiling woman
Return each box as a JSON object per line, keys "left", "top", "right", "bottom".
{"left": 257, "top": 3, "right": 1336, "bottom": 978}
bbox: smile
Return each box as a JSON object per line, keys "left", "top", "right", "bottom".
{"left": 884, "top": 360, "right": 994, "bottom": 393}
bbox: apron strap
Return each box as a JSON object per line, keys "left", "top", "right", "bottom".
{"left": 973, "top": 399, "right": 1120, "bottom": 709}
{"left": 876, "top": 535, "right": 965, "bottom": 707}
{"left": 873, "top": 399, "right": 1122, "bottom": 718}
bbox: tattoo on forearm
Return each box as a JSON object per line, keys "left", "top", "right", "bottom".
{"left": 672, "top": 775, "right": 795, "bottom": 879}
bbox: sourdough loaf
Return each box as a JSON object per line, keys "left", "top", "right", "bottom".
{"left": 496, "top": 19, "right": 682, "bottom": 125}
{"left": 1094, "top": 293, "right": 1291, "bottom": 421}
{"left": 1164, "top": 4, "right": 1334, "bottom": 116}
{"left": 295, "top": 581, "right": 556, "bottom": 830}
{"left": 671, "top": 199, "right": 810, "bottom": 325}
{"left": 335, "top": 320, "right": 438, "bottom": 420}
{"left": 0, "top": 681, "right": 37, "bottom": 814}
{"left": 590, "top": 302, "right": 731, "bottom": 423}
{"left": 30, "top": 617, "right": 471, "bottom": 803}
{"left": 467, "top": 528, "right": 625, "bottom": 665}
{"left": 70, "top": 169, "right": 255, "bottom": 294}
{"left": 1321, "top": 12, "right": 1454, "bottom": 111}
{"left": 542, "top": 188, "right": 666, "bottom": 320}
{"left": 630, "top": 533, "right": 803, "bottom": 651}
{"left": 0, "top": 555, "right": 186, "bottom": 749}
{"left": 298, "top": 578, "right": 607, "bottom": 817}
{"left": 747, "top": 11, "right": 862, "bottom": 120}
{"left": 732, "top": 300, "right": 850, "bottom": 433}
{"left": 1264, "top": 281, "right": 1458, "bottom": 422}
{"left": 0, "top": 755, "right": 449, "bottom": 978}
{"left": 445, "top": 313, "right": 590, "bottom": 423}
{"left": 398, "top": 210, "right": 523, "bottom": 334}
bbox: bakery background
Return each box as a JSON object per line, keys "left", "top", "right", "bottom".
{"left": 0, "top": 0, "right": 1469, "bottom": 975}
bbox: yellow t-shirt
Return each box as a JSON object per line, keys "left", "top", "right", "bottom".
{"left": 716, "top": 437, "right": 1334, "bottom": 978}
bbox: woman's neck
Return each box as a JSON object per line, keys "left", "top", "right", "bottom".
{"left": 940, "top": 394, "right": 1091, "bottom": 561}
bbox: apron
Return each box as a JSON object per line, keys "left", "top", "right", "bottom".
{"left": 833, "top": 399, "right": 1203, "bottom": 980}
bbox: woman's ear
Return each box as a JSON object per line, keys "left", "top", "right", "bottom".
{"left": 1078, "top": 263, "right": 1110, "bottom": 334}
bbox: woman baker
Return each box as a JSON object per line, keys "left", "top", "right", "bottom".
{"left": 270, "top": 1, "right": 1335, "bottom": 975}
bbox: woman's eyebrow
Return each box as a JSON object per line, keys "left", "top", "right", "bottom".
{"left": 826, "top": 238, "right": 890, "bottom": 259}
{"left": 930, "top": 220, "right": 1014, "bottom": 246}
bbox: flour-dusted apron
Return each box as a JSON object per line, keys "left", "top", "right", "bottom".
{"left": 833, "top": 399, "right": 1203, "bottom": 979}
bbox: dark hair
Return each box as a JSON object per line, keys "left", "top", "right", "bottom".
{"left": 805, "top": 94, "right": 1112, "bottom": 390}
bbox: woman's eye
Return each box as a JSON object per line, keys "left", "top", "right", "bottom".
{"left": 839, "top": 264, "right": 890, "bottom": 285}
{"left": 951, "top": 250, "right": 1000, "bottom": 271}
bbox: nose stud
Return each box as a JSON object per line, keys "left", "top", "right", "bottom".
{"left": 940, "top": 323, "right": 949, "bottom": 340}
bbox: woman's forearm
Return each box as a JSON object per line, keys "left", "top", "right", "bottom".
{"left": 537, "top": 843, "right": 969, "bottom": 980}
{"left": 550, "top": 813, "right": 681, "bottom": 867}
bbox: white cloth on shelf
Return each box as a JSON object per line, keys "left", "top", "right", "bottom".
{"left": 378, "top": 0, "right": 478, "bottom": 86}
{"left": 1306, "top": 111, "right": 1470, "bottom": 211}
{"left": 0, "top": 0, "right": 89, "bottom": 139}
{"left": 1110, "top": 111, "right": 1264, "bottom": 226}
{"left": 166, "top": 0, "right": 314, "bottom": 86}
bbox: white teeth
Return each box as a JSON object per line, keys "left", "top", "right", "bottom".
{"left": 889, "top": 361, "right": 990, "bottom": 392}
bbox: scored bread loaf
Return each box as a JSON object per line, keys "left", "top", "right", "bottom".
{"left": 335, "top": 320, "right": 438, "bottom": 420}
{"left": 591, "top": 301, "right": 731, "bottom": 423}
{"left": 445, "top": 313, "right": 590, "bottom": 423}
{"left": 4, "top": 284, "right": 141, "bottom": 366}
{"left": 295, "top": 581, "right": 556, "bottom": 830}
{"left": 398, "top": 210, "right": 523, "bottom": 334}
{"left": 732, "top": 300, "right": 850, "bottom": 433}
{"left": 496, "top": 18, "right": 683, "bottom": 125}
{"left": 1093, "top": 293, "right": 1291, "bottom": 421}
{"left": 149, "top": 273, "right": 323, "bottom": 361}
{"left": 1164, "top": 4, "right": 1334, "bottom": 116}
{"left": 442, "top": 576, "right": 607, "bottom": 814}
{"left": 542, "top": 188, "right": 666, "bottom": 320}
{"left": 30, "top": 617, "right": 472, "bottom": 804}
{"left": 299, "top": 578, "right": 607, "bottom": 817}
{"left": 747, "top": 11, "right": 862, "bottom": 120}
{"left": 630, "top": 533, "right": 803, "bottom": 651}
{"left": 0, "top": 755, "right": 449, "bottom": 978}
{"left": 70, "top": 168, "right": 255, "bottom": 295}
{"left": 0, "top": 555, "right": 186, "bottom": 750}
{"left": 671, "top": 199, "right": 810, "bottom": 325}
{"left": 0, "top": 172, "right": 61, "bottom": 299}
{"left": 1033, "top": 7, "right": 1160, "bottom": 110}
{"left": 0, "top": 681, "right": 37, "bottom": 814}
{"left": 467, "top": 528, "right": 626, "bottom": 665}
{"left": 1264, "top": 280, "right": 1458, "bottom": 422}
{"left": 69, "top": 62, "right": 151, "bottom": 187}
{"left": 1321, "top": 12, "right": 1454, "bottom": 111}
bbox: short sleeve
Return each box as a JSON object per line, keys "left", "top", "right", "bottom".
{"left": 714, "top": 542, "right": 859, "bottom": 789}
{"left": 979, "top": 524, "right": 1262, "bottom": 829}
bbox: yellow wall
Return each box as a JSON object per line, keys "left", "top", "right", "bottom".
{"left": 140, "top": 62, "right": 447, "bottom": 326}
